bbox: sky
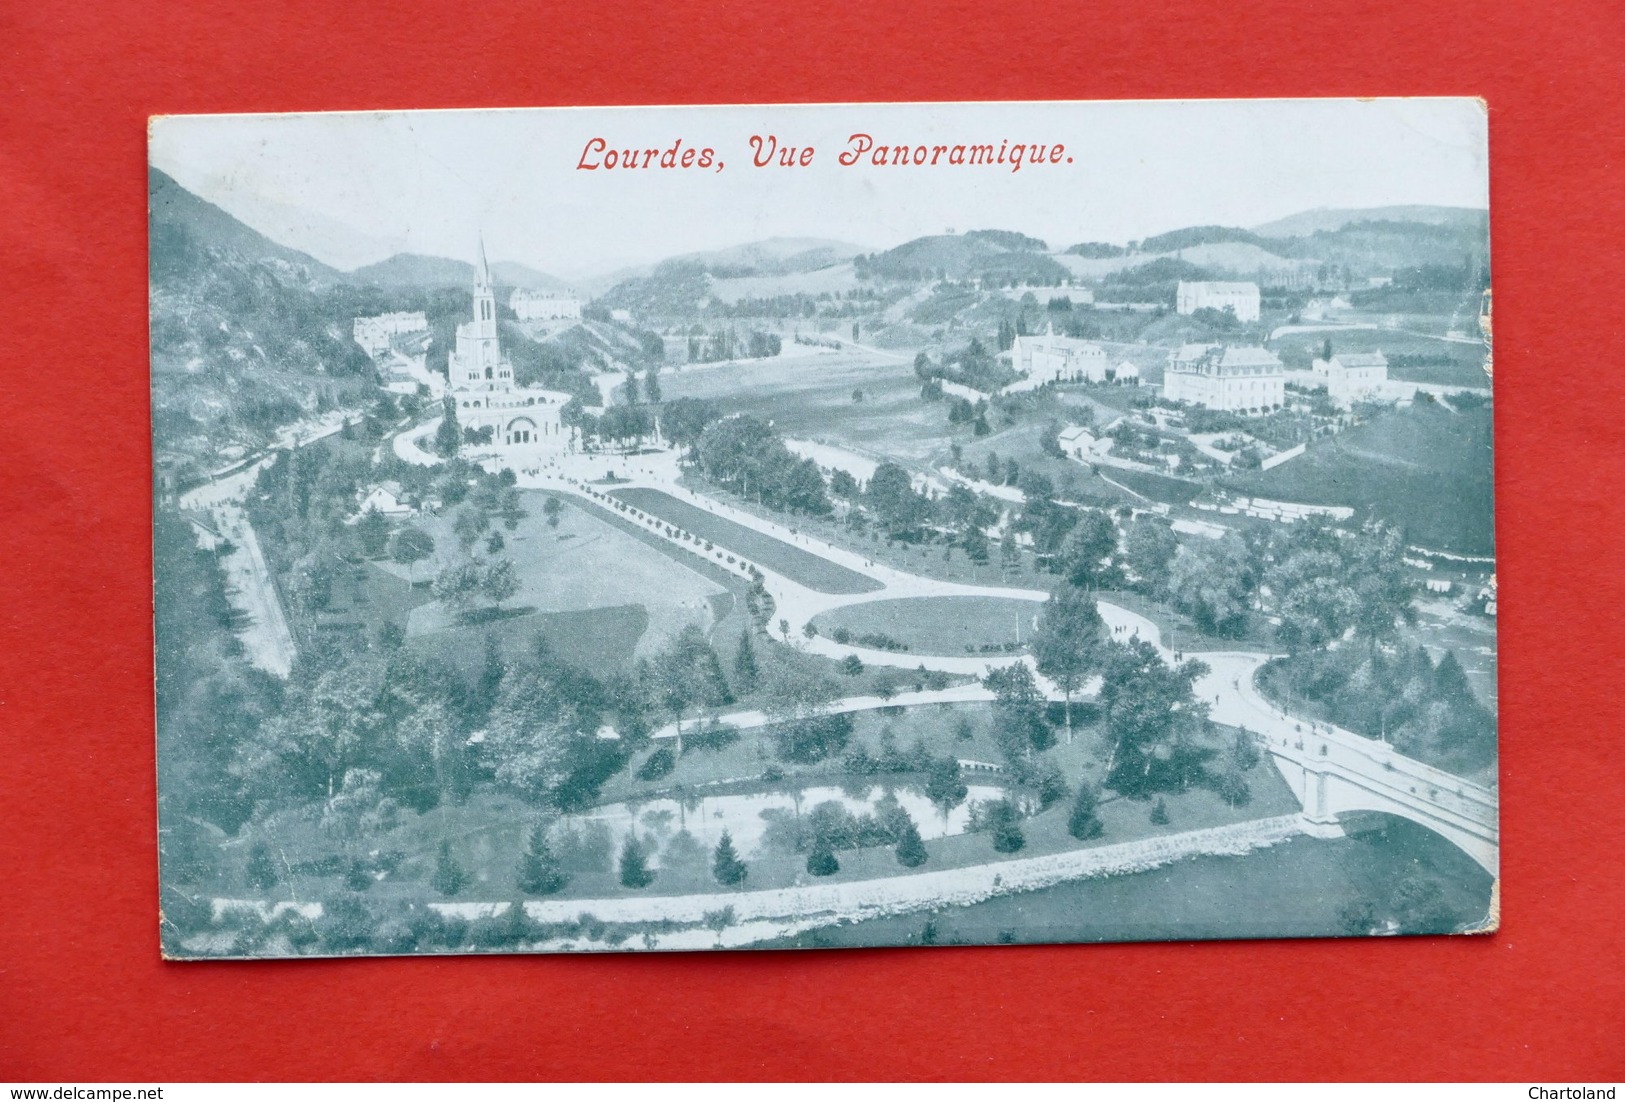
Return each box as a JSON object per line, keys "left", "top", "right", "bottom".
{"left": 150, "top": 99, "right": 1489, "bottom": 278}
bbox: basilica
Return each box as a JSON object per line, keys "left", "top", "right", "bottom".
{"left": 448, "top": 240, "right": 574, "bottom": 453}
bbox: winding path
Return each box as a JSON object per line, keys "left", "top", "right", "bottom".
{"left": 403, "top": 431, "right": 1499, "bottom": 874}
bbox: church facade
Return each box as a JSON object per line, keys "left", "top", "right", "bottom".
{"left": 448, "top": 242, "right": 574, "bottom": 452}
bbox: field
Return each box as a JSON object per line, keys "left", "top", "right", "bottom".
{"left": 610, "top": 487, "right": 884, "bottom": 594}
{"left": 658, "top": 346, "right": 962, "bottom": 464}
{"left": 1269, "top": 326, "right": 1489, "bottom": 389}
{"left": 1224, "top": 400, "right": 1494, "bottom": 554}
{"left": 811, "top": 596, "right": 1043, "bottom": 655}
{"left": 403, "top": 491, "right": 733, "bottom": 663}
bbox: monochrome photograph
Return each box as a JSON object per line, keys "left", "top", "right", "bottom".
{"left": 150, "top": 99, "right": 1497, "bottom": 958}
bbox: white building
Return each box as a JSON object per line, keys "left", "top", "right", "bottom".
{"left": 1176, "top": 281, "right": 1261, "bottom": 323}
{"left": 1057, "top": 424, "right": 1114, "bottom": 461}
{"left": 447, "top": 241, "right": 574, "bottom": 452}
{"left": 1010, "top": 324, "right": 1110, "bottom": 385}
{"left": 1313, "top": 351, "right": 1389, "bottom": 407}
{"left": 353, "top": 311, "right": 428, "bottom": 356}
{"left": 1163, "top": 344, "right": 1285, "bottom": 412}
{"left": 510, "top": 288, "right": 582, "bottom": 321}
{"left": 1113, "top": 359, "right": 1140, "bottom": 383}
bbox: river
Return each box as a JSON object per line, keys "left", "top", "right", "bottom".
{"left": 760, "top": 818, "right": 1495, "bottom": 947}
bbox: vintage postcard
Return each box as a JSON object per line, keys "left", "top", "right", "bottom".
{"left": 151, "top": 99, "right": 1496, "bottom": 958}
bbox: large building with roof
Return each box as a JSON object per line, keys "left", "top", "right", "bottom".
{"left": 1312, "top": 351, "right": 1389, "bottom": 407}
{"left": 510, "top": 288, "right": 582, "bottom": 321}
{"left": 448, "top": 241, "right": 574, "bottom": 452}
{"left": 1163, "top": 344, "right": 1285, "bottom": 412}
{"left": 1176, "top": 281, "right": 1262, "bottom": 323}
{"left": 1010, "top": 324, "right": 1111, "bottom": 385}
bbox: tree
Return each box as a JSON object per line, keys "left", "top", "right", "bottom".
{"left": 923, "top": 755, "right": 968, "bottom": 806}
{"left": 1068, "top": 783, "right": 1104, "bottom": 839}
{"left": 984, "top": 661, "right": 1050, "bottom": 763}
{"left": 806, "top": 845, "right": 840, "bottom": 877}
{"left": 839, "top": 654, "right": 864, "bottom": 676}
{"left": 1167, "top": 532, "right": 1256, "bottom": 638}
{"left": 651, "top": 625, "right": 733, "bottom": 748}
{"left": 733, "top": 631, "right": 759, "bottom": 692}
{"left": 866, "top": 462, "right": 927, "bottom": 538}
{"left": 893, "top": 814, "right": 928, "bottom": 867}
{"left": 712, "top": 829, "right": 748, "bottom": 887}
{"left": 619, "top": 834, "right": 654, "bottom": 889}
{"left": 431, "top": 839, "right": 466, "bottom": 896}
{"left": 483, "top": 669, "right": 583, "bottom": 802}
{"left": 1123, "top": 517, "right": 1179, "bottom": 597}
{"left": 1056, "top": 509, "right": 1118, "bottom": 588}
{"left": 391, "top": 526, "right": 435, "bottom": 582}
{"left": 1031, "top": 586, "right": 1107, "bottom": 742}
{"left": 984, "top": 799, "right": 1026, "bottom": 853}
{"left": 434, "top": 396, "right": 461, "bottom": 458}
{"left": 246, "top": 840, "right": 278, "bottom": 890}
{"left": 480, "top": 558, "right": 520, "bottom": 609}
{"left": 432, "top": 560, "right": 484, "bottom": 613}
{"left": 517, "top": 821, "right": 568, "bottom": 895}
{"left": 644, "top": 366, "right": 662, "bottom": 403}
{"left": 356, "top": 507, "right": 391, "bottom": 558}
{"left": 543, "top": 496, "right": 563, "bottom": 528}
{"left": 1098, "top": 638, "right": 1211, "bottom": 794}
{"left": 1149, "top": 797, "right": 1170, "bottom": 825}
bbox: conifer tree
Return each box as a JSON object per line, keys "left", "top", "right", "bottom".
{"left": 434, "top": 396, "right": 461, "bottom": 458}
{"left": 1067, "top": 782, "right": 1105, "bottom": 840}
{"left": 619, "top": 834, "right": 654, "bottom": 889}
{"left": 517, "top": 821, "right": 568, "bottom": 895}
{"left": 712, "top": 829, "right": 748, "bottom": 888}
{"left": 893, "top": 815, "right": 928, "bottom": 868}
{"left": 733, "top": 630, "right": 759, "bottom": 692}
{"left": 431, "top": 839, "right": 466, "bottom": 897}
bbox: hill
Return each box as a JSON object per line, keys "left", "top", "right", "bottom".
{"left": 149, "top": 167, "right": 343, "bottom": 284}
{"left": 1251, "top": 205, "right": 1487, "bottom": 238}
{"left": 149, "top": 170, "right": 385, "bottom": 470}
{"left": 344, "top": 253, "right": 571, "bottom": 291}
{"left": 857, "top": 231, "right": 1070, "bottom": 284}
{"left": 1224, "top": 400, "right": 1494, "bottom": 554}
{"left": 663, "top": 237, "right": 868, "bottom": 277}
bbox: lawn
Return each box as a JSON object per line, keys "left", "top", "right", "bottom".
{"left": 203, "top": 698, "right": 1299, "bottom": 917}
{"left": 610, "top": 487, "right": 883, "bottom": 594}
{"left": 1270, "top": 326, "right": 1489, "bottom": 389}
{"left": 405, "top": 490, "right": 732, "bottom": 661}
{"left": 657, "top": 346, "right": 966, "bottom": 464}
{"left": 811, "top": 596, "right": 1043, "bottom": 656}
{"left": 1224, "top": 400, "right": 1494, "bottom": 554}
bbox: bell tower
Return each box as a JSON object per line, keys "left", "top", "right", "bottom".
{"left": 469, "top": 234, "right": 501, "bottom": 381}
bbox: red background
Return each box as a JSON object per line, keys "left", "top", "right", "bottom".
{"left": 2, "top": 0, "right": 1622, "bottom": 1081}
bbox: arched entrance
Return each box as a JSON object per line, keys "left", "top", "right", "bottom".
{"left": 504, "top": 417, "right": 539, "bottom": 446}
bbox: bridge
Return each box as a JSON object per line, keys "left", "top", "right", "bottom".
{"left": 1193, "top": 651, "right": 1499, "bottom": 875}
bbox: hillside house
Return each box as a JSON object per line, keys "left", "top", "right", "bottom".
{"left": 1176, "top": 281, "right": 1262, "bottom": 323}
{"left": 1163, "top": 344, "right": 1285, "bottom": 412}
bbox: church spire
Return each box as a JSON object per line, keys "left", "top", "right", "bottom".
{"left": 476, "top": 233, "right": 491, "bottom": 287}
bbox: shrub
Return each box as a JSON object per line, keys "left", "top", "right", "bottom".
{"left": 1150, "top": 798, "right": 1170, "bottom": 825}
{"left": 806, "top": 846, "right": 840, "bottom": 877}
{"left": 636, "top": 746, "right": 676, "bottom": 780}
